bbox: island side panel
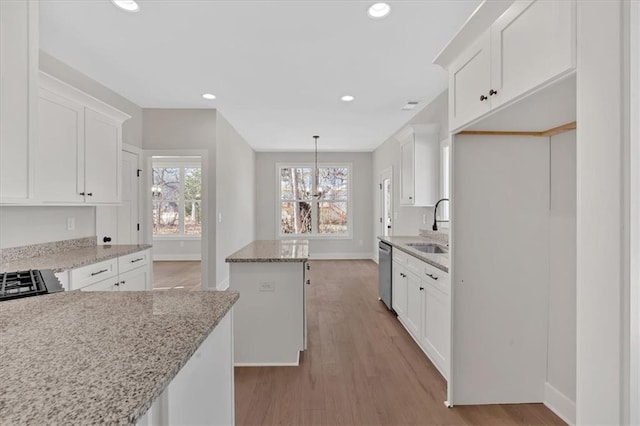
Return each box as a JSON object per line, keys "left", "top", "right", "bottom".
{"left": 230, "top": 262, "right": 304, "bottom": 366}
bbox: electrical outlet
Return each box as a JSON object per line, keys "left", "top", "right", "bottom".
{"left": 218, "top": 213, "right": 222, "bottom": 223}
{"left": 67, "top": 217, "right": 75, "bottom": 231}
{"left": 259, "top": 282, "right": 275, "bottom": 292}
{"left": 422, "top": 214, "right": 427, "bottom": 225}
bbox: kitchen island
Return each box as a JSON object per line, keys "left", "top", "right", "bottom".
{"left": 226, "top": 240, "right": 309, "bottom": 366}
{"left": 0, "top": 290, "right": 239, "bottom": 425}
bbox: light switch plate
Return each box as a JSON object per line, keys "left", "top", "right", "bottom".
{"left": 259, "top": 281, "right": 275, "bottom": 292}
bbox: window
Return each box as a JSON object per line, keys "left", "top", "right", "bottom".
{"left": 278, "top": 164, "right": 350, "bottom": 237}
{"left": 152, "top": 158, "right": 202, "bottom": 237}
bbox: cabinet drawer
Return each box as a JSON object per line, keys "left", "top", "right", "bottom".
{"left": 422, "top": 263, "right": 450, "bottom": 296}
{"left": 118, "top": 250, "right": 149, "bottom": 274}
{"left": 70, "top": 258, "right": 118, "bottom": 290}
{"left": 406, "top": 255, "right": 425, "bottom": 277}
{"left": 393, "top": 248, "right": 410, "bottom": 265}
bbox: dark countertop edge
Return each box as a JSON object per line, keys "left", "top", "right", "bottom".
{"left": 378, "top": 236, "right": 449, "bottom": 273}
{"left": 129, "top": 290, "right": 240, "bottom": 424}
{"left": 0, "top": 244, "right": 153, "bottom": 274}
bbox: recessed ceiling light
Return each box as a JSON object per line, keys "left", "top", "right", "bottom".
{"left": 341, "top": 95, "right": 355, "bottom": 102}
{"left": 111, "top": 0, "right": 139, "bottom": 12}
{"left": 202, "top": 93, "right": 216, "bottom": 100}
{"left": 367, "top": 3, "right": 391, "bottom": 19}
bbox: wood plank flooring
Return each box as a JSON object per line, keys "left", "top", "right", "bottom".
{"left": 234, "top": 260, "right": 565, "bottom": 426}
{"left": 152, "top": 261, "right": 201, "bottom": 291}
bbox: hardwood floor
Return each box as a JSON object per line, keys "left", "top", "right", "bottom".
{"left": 235, "top": 260, "right": 565, "bottom": 426}
{"left": 152, "top": 261, "right": 201, "bottom": 291}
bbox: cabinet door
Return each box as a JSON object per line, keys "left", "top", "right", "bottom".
{"left": 0, "top": 0, "right": 36, "bottom": 202}
{"left": 421, "top": 282, "right": 449, "bottom": 379}
{"left": 84, "top": 108, "right": 121, "bottom": 203}
{"left": 448, "top": 31, "right": 491, "bottom": 131}
{"left": 490, "top": 0, "right": 576, "bottom": 109}
{"left": 400, "top": 138, "right": 414, "bottom": 205}
{"left": 35, "top": 89, "right": 85, "bottom": 203}
{"left": 392, "top": 262, "right": 407, "bottom": 318}
{"left": 404, "top": 272, "right": 423, "bottom": 339}
{"left": 118, "top": 266, "right": 149, "bottom": 291}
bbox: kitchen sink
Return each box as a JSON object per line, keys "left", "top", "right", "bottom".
{"left": 406, "top": 243, "right": 448, "bottom": 254}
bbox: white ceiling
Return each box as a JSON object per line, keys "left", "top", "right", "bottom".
{"left": 39, "top": 0, "right": 479, "bottom": 152}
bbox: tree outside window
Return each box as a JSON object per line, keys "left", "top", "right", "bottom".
{"left": 279, "top": 164, "right": 350, "bottom": 237}
{"left": 152, "top": 162, "right": 201, "bottom": 236}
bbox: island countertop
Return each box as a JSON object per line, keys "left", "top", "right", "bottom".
{"left": 0, "top": 290, "right": 239, "bottom": 425}
{"left": 225, "top": 240, "right": 309, "bottom": 263}
{"left": 0, "top": 244, "right": 152, "bottom": 274}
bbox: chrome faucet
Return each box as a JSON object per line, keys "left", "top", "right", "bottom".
{"left": 432, "top": 198, "right": 449, "bottom": 231}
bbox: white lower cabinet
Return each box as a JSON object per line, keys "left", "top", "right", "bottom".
{"left": 392, "top": 248, "right": 450, "bottom": 380}
{"left": 137, "top": 309, "right": 235, "bottom": 426}
{"left": 70, "top": 249, "right": 151, "bottom": 292}
{"left": 392, "top": 260, "right": 407, "bottom": 318}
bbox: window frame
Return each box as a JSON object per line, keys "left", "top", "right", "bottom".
{"left": 152, "top": 157, "right": 202, "bottom": 240}
{"left": 276, "top": 162, "right": 353, "bottom": 239}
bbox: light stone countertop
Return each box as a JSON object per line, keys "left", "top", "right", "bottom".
{"left": 0, "top": 290, "right": 239, "bottom": 425}
{"left": 379, "top": 235, "right": 449, "bottom": 273}
{"left": 0, "top": 244, "right": 152, "bottom": 273}
{"left": 225, "top": 240, "right": 309, "bottom": 263}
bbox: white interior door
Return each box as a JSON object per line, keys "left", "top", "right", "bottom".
{"left": 380, "top": 167, "right": 392, "bottom": 237}
{"left": 118, "top": 149, "right": 140, "bottom": 244}
{"left": 96, "top": 148, "right": 140, "bottom": 245}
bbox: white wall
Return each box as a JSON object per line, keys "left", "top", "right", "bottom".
{"left": 215, "top": 112, "right": 256, "bottom": 289}
{"left": 0, "top": 206, "right": 94, "bottom": 249}
{"left": 372, "top": 90, "right": 448, "bottom": 259}
{"left": 143, "top": 109, "right": 216, "bottom": 288}
{"left": 547, "top": 130, "right": 577, "bottom": 410}
{"left": 576, "top": 1, "right": 628, "bottom": 423}
{"left": 255, "top": 152, "right": 373, "bottom": 258}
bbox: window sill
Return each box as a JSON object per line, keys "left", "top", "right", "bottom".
{"left": 278, "top": 234, "right": 352, "bottom": 240}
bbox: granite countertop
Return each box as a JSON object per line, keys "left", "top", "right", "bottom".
{"left": 0, "top": 244, "right": 152, "bottom": 273}
{"left": 0, "top": 290, "right": 239, "bottom": 425}
{"left": 226, "top": 240, "right": 309, "bottom": 263}
{"left": 379, "top": 235, "right": 449, "bottom": 273}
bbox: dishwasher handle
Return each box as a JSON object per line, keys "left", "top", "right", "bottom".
{"left": 379, "top": 245, "right": 391, "bottom": 255}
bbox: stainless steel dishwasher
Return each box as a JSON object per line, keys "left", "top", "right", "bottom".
{"left": 378, "top": 241, "right": 392, "bottom": 310}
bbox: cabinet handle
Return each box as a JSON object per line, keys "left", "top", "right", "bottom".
{"left": 409, "top": 196, "right": 413, "bottom": 200}
{"left": 114, "top": 282, "right": 120, "bottom": 287}
{"left": 306, "top": 263, "right": 310, "bottom": 271}
{"left": 130, "top": 258, "right": 144, "bottom": 263}
{"left": 480, "top": 94, "right": 488, "bottom": 101}
{"left": 103, "top": 237, "right": 112, "bottom": 243}
{"left": 91, "top": 269, "right": 108, "bottom": 276}
{"left": 306, "top": 279, "right": 311, "bottom": 285}
{"left": 426, "top": 273, "right": 439, "bottom": 281}
{"left": 489, "top": 89, "right": 498, "bottom": 96}
{"left": 120, "top": 280, "right": 125, "bottom": 285}
{"left": 79, "top": 192, "right": 85, "bottom": 196}
{"left": 419, "top": 286, "right": 424, "bottom": 291}
{"left": 87, "top": 193, "right": 93, "bottom": 197}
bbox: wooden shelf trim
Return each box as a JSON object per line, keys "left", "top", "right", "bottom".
{"left": 457, "top": 121, "right": 576, "bottom": 137}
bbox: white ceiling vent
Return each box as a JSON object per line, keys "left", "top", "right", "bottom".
{"left": 401, "top": 101, "right": 420, "bottom": 111}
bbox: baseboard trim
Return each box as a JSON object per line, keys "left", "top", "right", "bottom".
{"left": 543, "top": 382, "right": 576, "bottom": 425}
{"left": 153, "top": 254, "right": 201, "bottom": 261}
{"left": 309, "top": 252, "right": 374, "bottom": 260}
{"left": 217, "top": 278, "right": 229, "bottom": 291}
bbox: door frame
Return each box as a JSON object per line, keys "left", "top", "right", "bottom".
{"left": 379, "top": 166, "right": 393, "bottom": 238}
{"left": 144, "top": 149, "right": 209, "bottom": 290}
{"left": 124, "top": 143, "right": 143, "bottom": 245}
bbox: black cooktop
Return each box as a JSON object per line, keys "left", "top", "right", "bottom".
{"left": 0, "top": 270, "right": 63, "bottom": 301}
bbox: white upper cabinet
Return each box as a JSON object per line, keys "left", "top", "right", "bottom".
{"left": 0, "top": 0, "right": 37, "bottom": 203}
{"left": 449, "top": 32, "right": 492, "bottom": 131}
{"left": 34, "top": 72, "right": 129, "bottom": 205}
{"left": 436, "top": 0, "right": 576, "bottom": 132}
{"left": 398, "top": 124, "right": 440, "bottom": 207}
{"left": 489, "top": 0, "right": 576, "bottom": 109}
